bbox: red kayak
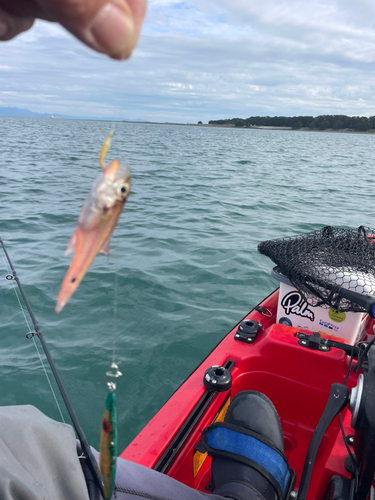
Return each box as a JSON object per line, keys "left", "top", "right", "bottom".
{"left": 121, "top": 287, "right": 374, "bottom": 497}
{"left": 121, "top": 227, "right": 375, "bottom": 500}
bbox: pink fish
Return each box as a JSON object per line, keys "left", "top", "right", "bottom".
{"left": 55, "top": 133, "right": 131, "bottom": 313}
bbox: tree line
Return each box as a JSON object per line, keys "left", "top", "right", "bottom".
{"left": 208, "top": 115, "right": 375, "bottom": 132}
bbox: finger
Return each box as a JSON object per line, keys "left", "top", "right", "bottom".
{"left": 0, "top": 6, "right": 34, "bottom": 41}
{"left": 35, "top": 0, "right": 147, "bottom": 60}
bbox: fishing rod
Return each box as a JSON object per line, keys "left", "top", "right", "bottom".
{"left": 0, "top": 237, "right": 104, "bottom": 499}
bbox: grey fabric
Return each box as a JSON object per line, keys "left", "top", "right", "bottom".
{"left": 0, "top": 405, "right": 89, "bottom": 500}
{"left": 0, "top": 404, "right": 270, "bottom": 500}
{"left": 90, "top": 448, "right": 233, "bottom": 500}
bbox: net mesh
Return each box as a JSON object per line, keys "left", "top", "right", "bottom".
{"left": 258, "top": 226, "right": 375, "bottom": 312}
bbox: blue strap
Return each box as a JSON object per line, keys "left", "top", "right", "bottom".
{"left": 206, "top": 426, "right": 291, "bottom": 494}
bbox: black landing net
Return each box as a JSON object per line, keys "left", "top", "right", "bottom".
{"left": 258, "top": 226, "right": 375, "bottom": 313}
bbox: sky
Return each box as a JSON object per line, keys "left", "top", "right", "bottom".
{"left": 1, "top": 0, "right": 375, "bottom": 123}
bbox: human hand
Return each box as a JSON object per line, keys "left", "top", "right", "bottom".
{"left": 0, "top": 0, "right": 146, "bottom": 60}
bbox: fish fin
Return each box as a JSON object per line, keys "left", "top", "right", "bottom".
{"left": 64, "top": 231, "right": 77, "bottom": 256}
{"left": 100, "top": 131, "right": 114, "bottom": 170}
{"left": 100, "top": 239, "right": 110, "bottom": 256}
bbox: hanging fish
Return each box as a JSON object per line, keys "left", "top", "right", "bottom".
{"left": 55, "top": 133, "right": 131, "bottom": 313}
{"left": 100, "top": 362, "right": 122, "bottom": 500}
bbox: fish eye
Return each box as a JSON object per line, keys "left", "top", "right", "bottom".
{"left": 116, "top": 182, "right": 130, "bottom": 198}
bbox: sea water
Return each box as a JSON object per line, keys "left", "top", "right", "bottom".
{"left": 0, "top": 117, "right": 374, "bottom": 450}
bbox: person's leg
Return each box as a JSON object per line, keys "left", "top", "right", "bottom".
{"left": 90, "top": 447, "right": 227, "bottom": 500}
{"left": 201, "top": 391, "right": 293, "bottom": 500}
{"left": 0, "top": 405, "right": 90, "bottom": 500}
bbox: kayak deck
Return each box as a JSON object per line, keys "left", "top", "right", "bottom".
{"left": 121, "top": 289, "right": 374, "bottom": 499}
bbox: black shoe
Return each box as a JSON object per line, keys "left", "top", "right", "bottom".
{"left": 196, "top": 391, "right": 293, "bottom": 500}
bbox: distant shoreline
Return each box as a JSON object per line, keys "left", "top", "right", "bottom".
{"left": 123, "top": 121, "right": 375, "bottom": 134}
{"left": 2, "top": 114, "right": 374, "bottom": 134}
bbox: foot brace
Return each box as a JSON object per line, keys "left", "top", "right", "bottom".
{"left": 196, "top": 422, "right": 295, "bottom": 500}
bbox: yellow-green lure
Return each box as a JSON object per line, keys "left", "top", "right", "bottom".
{"left": 100, "top": 362, "right": 122, "bottom": 500}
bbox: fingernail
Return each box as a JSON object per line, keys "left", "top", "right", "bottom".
{"left": 0, "top": 19, "right": 9, "bottom": 38}
{"left": 89, "top": 3, "right": 134, "bottom": 59}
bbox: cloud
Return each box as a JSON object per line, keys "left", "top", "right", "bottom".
{"left": 0, "top": 1, "right": 375, "bottom": 122}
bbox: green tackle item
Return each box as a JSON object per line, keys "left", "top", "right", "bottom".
{"left": 100, "top": 362, "right": 122, "bottom": 500}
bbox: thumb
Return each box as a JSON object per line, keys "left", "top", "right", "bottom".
{"left": 43, "top": 0, "right": 146, "bottom": 60}
{"left": 0, "top": 0, "right": 146, "bottom": 60}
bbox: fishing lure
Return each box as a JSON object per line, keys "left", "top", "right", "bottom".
{"left": 100, "top": 362, "right": 122, "bottom": 500}
{"left": 55, "top": 132, "right": 131, "bottom": 313}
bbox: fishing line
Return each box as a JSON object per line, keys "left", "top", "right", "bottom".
{"left": 113, "top": 259, "right": 119, "bottom": 358}
{"left": 108, "top": 253, "right": 120, "bottom": 364}
{"left": 342, "top": 343, "right": 355, "bottom": 386}
{"left": 0, "top": 246, "right": 65, "bottom": 422}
